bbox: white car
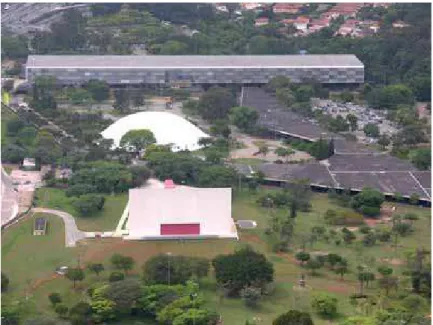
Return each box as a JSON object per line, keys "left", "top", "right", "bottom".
{"left": 55, "top": 266, "right": 68, "bottom": 275}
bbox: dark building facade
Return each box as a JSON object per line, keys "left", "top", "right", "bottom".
{"left": 26, "top": 55, "right": 364, "bottom": 85}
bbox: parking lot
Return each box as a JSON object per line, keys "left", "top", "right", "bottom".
{"left": 312, "top": 99, "right": 399, "bottom": 144}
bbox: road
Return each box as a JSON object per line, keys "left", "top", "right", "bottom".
{"left": 31, "top": 207, "right": 86, "bottom": 247}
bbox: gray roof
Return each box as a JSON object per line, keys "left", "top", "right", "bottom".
{"left": 26, "top": 55, "right": 364, "bottom": 69}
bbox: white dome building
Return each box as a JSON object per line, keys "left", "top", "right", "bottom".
{"left": 101, "top": 111, "right": 209, "bottom": 152}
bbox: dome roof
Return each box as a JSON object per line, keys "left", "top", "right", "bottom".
{"left": 101, "top": 111, "right": 209, "bottom": 152}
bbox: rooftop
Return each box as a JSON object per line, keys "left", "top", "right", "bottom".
{"left": 26, "top": 55, "right": 364, "bottom": 69}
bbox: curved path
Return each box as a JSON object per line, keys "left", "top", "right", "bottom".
{"left": 31, "top": 208, "right": 86, "bottom": 247}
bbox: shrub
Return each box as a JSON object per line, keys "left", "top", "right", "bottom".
{"left": 48, "top": 292, "right": 62, "bottom": 306}
{"left": 109, "top": 272, "right": 125, "bottom": 282}
{"left": 65, "top": 184, "right": 97, "bottom": 197}
{"left": 272, "top": 310, "right": 314, "bottom": 325}
{"left": 342, "top": 228, "right": 356, "bottom": 244}
{"left": 392, "top": 222, "right": 413, "bottom": 236}
{"left": 1, "top": 272, "right": 9, "bottom": 292}
{"left": 359, "top": 225, "right": 371, "bottom": 234}
{"left": 240, "top": 286, "right": 262, "bottom": 308}
{"left": 54, "top": 303, "right": 68, "bottom": 318}
{"left": 72, "top": 194, "right": 105, "bottom": 216}
{"left": 409, "top": 193, "right": 420, "bottom": 205}
{"left": 312, "top": 292, "right": 338, "bottom": 318}
{"left": 362, "top": 233, "right": 377, "bottom": 247}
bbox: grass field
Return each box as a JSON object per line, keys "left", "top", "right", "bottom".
{"left": 2, "top": 188, "right": 430, "bottom": 324}
{"left": 34, "top": 188, "right": 128, "bottom": 231}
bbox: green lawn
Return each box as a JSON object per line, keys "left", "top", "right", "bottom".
{"left": 3, "top": 188, "right": 431, "bottom": 324}
{"left": 34, "top": 188, "right": 128, "bottom": 231}
{"left": 1, "top": 213, "right": 79, "bottom": 319}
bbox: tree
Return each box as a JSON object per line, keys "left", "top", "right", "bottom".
{"left": 2, "top": 272, "right": 10, "bottom": 292}
{"left": 17, "top": 126, "right": 37, "bottom": 147}
{"left": 346, "top": 114, "right": 358, "bottom": 131}
{"left": 66, "top": 268, "right": 85, "bottom": 288}
{"left": 378, "top": 276, "right": 398, "bottom": 295}
{"left": 1, "top": 303, "right": 20, "bottom": 325}
{"left": 326, "top": 254, "right": 342, "bottom": 270}
{"left": 109, "top": 271, "right": 125, "bottom": 282}
{"left": 295, "top": 251, "right": 311, "bottom": 266}
{"left": 120, "top": 129, "right": 156, "bottom": 153}
{"left": 258, "top": 143, "right": 269, "bottom": 157}
{"left": 72, "top": 194, "right": 105, "bottom": 216}
{"left": 229, "top": 106, "right": 259, "bottom": 131}
{"left": 392, "top": 222, "right": 412, "bottom": 237}
{"left": 351, "top": 188, "right": 384, "bottom": 217}
{"left": 342, "top": 228, "right": 356, "bottom": 244}
{"left": 362, "top": 232, "right": 377, "bottom": 247}
{"left": 210, "top": 120, "right": 231, "bottom": 138}
{"left": 366, "top": 84, "right": 415, "bottom": 110}
{"left": 143, "top": 254, "right": 210, "bottom": 285}
{"left": 1, "top": 34, "right": 28, "bottom": 59}
{"left": 410, "top": 148, "right": 431, "bottom": 170}
{"left": 87, "top": 263, "right": 105, "bottom": 277}
{"left": 340, "top": 90, "right": 354, "bottom": 103}
{"left": 240, "top": 286, "right": 262, "bottom": 308}
{"left": 198, "top": 87, "right": 236, "bottom": 121}
{"left": 110, "top": 254, "right": 135, "bottom": 274}
{"left": 160, "top": 40, "right": 189, "bottom": 54}
{"left": 197, "top": 165, "right": 238, "bottom": 188}
{"left": 311, "top": 292, "right": 338, "bottom": 318}
{"left": 266, "top": 76, "right": 291, "bottom": 93}
{"left": 377, "top": 134, "right": 391, "bottom": 149}
{"left": 294, "top": 85, "right": 314, "bottom": 102}
{"left": 6, "top": 118, "right": 25, "bottom": 136}
{"left": 212, "top": 246, "right": 274, "bottom": 296}
{"left": 363, "top": 123, "right": 380, "bottom": 138}
{"left": 334, "top": 259, "right": 349, "bottom": 280}
{"left": 84, "top": 80, "right": 110, "bottom": 102}
{"left": 48, "top": 292, "right": 62, "bottom": 306}
{"left": 104, "top": 279, "right": 142, "bottom": 315}
{"left": 68, "top": 302, "right": 92, "bottom": 325}
{"left": 305, "top": 258, "right": 322, "bottom": 276}
{"left": 129, "top": 165, "right": 151, "bottom": 187}
{"left": 275, "top": 147, "right": 294, "bottom": 162}
{"left": 113, "top": 88, "right": 130, "bottom": 113}
{"left": 276, "top": 88, "right": 296, "bottom": 107}
{"left": 204, "top": 148, "right": 224, "bottom": 164}
{"left": 272, "top": 310, "right": 314, "bottom": 325}
{"left": 409, "top": 193, "right": 420, "bottom": 205}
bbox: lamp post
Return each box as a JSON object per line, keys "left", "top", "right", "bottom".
{"left": 166, "top": 252, "right": 172, "bottom": 286}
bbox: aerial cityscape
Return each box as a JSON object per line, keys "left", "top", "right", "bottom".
{"left": 1, "top": 2, "right": 431, "bottom": 325}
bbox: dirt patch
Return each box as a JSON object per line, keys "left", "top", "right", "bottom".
{"left": 326, "top": 283, "right": 355, "bottom": 294}
{"left": 240, "top": 233, "right": 265, "bottom": 245}
{"left": 380, "top": 258, "right": 404, "bottom": 266}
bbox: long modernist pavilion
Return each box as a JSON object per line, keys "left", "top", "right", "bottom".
{"left": 25, "top": 54, "right": 364, "bottom": 86}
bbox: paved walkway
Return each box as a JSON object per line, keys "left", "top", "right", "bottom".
{"left": 31, "top": 208, "right": 86, "bottom": 247}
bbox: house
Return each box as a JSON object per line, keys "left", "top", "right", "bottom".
{"left": 393, "top": 20, "right": 410, "bottom": 28}
{"left": 215, "top": 4, "right": 228, "bottom": 12}
{"left": 325, "top": 3, "right": 364, "bottom": 19}
{"left": 124, "top": 184, "right": 238, "bottom": 240}
{"left": 273, "top": 3, "right": 303, "bottom": 14}
{"left": 309, "top": 18, "right": 331, "bottom": 32}
{"left": 293, "top": 16, "right": 310, "bottom": 32}
{"left": 281, "top": 18, "right": 295, "bottom": 26}
{"left": 335, "top": 25, "right": 354, "bottom": 37}
{"left": 359, "top": 20, "right": 380, "bottom": 33}
{"left": 255, "top": 17, "right": 269, "bottom": 26}
{"left": 241, "top": 3, "right": 262, "bottom": 11}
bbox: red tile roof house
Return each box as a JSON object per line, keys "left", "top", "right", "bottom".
{"left": 273, "top": 3, "right": 303, "bottom": 14}
{"left": 241, "top": 2, "right": 263, "bottom": 11}
{"left": 293, "top": 16, "right": 310, "bottom": 32}
{"left": 308, "top": 18, "right": 331, "bottom": 33}
{"left": 335, "top": 25, "right": 355, "bottom": 37}
{"left": 255, "top": 17, "right": 269, "bottom": 26}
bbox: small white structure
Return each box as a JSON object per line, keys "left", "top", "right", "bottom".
{"left": 124, "top": 184, "right": 238, "bottom": 240}
{"left": 22, "top": 158, "right": 36, "bottom": 170}
{"left": 101, "top": 111, "right": 209, "bottom": 152}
